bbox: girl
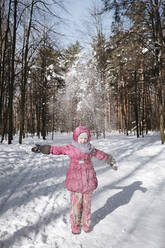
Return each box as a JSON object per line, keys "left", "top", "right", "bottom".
{"left": 32, "top": 126, "right": 117, "bottom": 234}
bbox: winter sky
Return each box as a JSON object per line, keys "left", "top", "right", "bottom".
{"left": 58, "top": 0, "right": 112, "bottom": 48}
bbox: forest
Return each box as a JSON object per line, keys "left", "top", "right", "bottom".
{"left": 0, "top": 0, "right": 165, "bottom": 144}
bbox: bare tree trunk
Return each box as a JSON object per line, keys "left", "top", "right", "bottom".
{"left": 8, "top": 0, "right": 18, "bottom": 144}
{"left": 41, "top": 45, "right": 48, "bottom": 140}
{"left": 133, "top": 71, "right": 139, "bottom": 138}
{"left": 51, "top": 86, "right": 56, "bottom": 140}
{"left": 0, "top": 0, "right": 11, "bottom": 137}
{"left": 1, "top": 94, "right": 8, "bottom": 143}
{"left": 141, "top": 67, "right": 145, "bottom": 137}
{"left": 155, "top": 0, "right": 165, "bottom": 144}
{"left": 0, "top": 1, "right": 3, "bottom": 133}
{"left": 19, "top": 0, "right": 34, "bottom": 144}
{"left": 41, "top": 75, "right": 47, "bottom": 140}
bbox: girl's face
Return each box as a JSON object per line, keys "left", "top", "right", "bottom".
{"left": 78, "top": 137, "right": 88, "bottom": 144}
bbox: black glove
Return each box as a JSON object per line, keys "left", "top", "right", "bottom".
{"left": 31, "top": 144, "right": 51, "bottom": 154}
{"left": 106, "top": 155, "right": 118, "bottom": 170}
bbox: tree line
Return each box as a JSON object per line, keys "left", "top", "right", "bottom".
{"left": 0, "top": 0, "right": 66, "bottom": 144}
{"left": 92, "top": 0, "right": 165, "bottom": 143}
{"left": 0, "top": 0, "right": 165, "bottom": 144}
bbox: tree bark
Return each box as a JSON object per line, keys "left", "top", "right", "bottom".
{"left": 0, "top": 0, "right": 11, "bottom": 137}
{"left": 19, "top": 0, "right": 34, "bottom": 144}
{"left": 155, "top": 0, "right": 165, "bottom": 144}
{"left": 134, "top": 71, "right": 139, "bottom": 138}
{"left": 8, "top": 0, "right": 18, "bottom": 144}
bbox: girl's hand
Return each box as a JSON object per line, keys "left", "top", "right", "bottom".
{"left": 111, "top": 164, "right": 118, "bottom": 170}
{"left": 106, "top": 156, "right": 118, "bottom": 170}
{"left": 31, "top": 144, "right": 51, "bottom": 154}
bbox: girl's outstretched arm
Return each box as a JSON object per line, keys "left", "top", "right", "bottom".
{"left": 50, "top": 145, "right": 70, "bottom": 155}
{"left": 94, "top": 149, "right": 118, "bottom": 170}
{"left": 32, "top": 144, "right": 70, "bottom": 155}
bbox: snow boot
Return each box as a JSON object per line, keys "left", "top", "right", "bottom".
{"left": 82, "top": 224, "right": 90, "bottom": 233}
{"left": 72, "top": 224, "right": 81, "bottom": 234}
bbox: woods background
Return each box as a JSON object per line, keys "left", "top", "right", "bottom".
{"left": 0, "top": 0, "right": 165, "bottom": 144}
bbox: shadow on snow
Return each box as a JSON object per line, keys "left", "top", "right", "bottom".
{"left": 91, "top": 181, "right": 147, "bottom": 230}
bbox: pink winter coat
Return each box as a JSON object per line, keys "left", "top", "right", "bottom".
{"left": 50, "top": 126, "right": 108, "bottom": 193}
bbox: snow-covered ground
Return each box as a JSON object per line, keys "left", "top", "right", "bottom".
{"left": 0, "top": 132, "right": 165, "bottom": 248}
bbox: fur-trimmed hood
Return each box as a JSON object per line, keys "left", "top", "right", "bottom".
{"left": 73, "top": 126, "right": 91, "bottom": 142}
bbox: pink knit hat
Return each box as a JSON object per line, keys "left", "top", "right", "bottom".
{"left": 73, "top": 126, "right": 91, "bottom": 142}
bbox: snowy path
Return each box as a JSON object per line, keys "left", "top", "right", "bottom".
{"left": 0, "top": 133, "right": 165, "bottom": 248}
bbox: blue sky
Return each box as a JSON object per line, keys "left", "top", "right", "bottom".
{"left": 58, "top": 0, "right": 112, "bottom": 48}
